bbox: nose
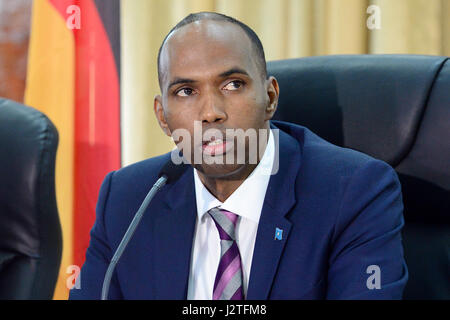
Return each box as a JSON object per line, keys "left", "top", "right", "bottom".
{"left": 199, "top": 90, "right": 226, "bottom": 124}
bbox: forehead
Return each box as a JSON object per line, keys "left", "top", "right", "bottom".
{"left": 160, "top": 20, "right": 258, "bottom": 85}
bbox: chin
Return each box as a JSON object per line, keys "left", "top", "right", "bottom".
{"left": 193, "top": 162, "right": 249, "bottom": 180}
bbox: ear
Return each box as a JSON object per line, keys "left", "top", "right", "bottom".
{"left": 265, "top": 76, "right": 279, "bottom": 121}
{"left": 154, "top": 95, "right": 172, "bottom": 137}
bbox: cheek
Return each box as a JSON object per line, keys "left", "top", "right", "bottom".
{"left": 230, "top": 93, "right": 267, "bottom": 125}
{"left": 164, "top": 104, "right": 195, "bottom": 131}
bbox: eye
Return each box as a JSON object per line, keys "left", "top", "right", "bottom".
{"left": 223, "top": 80, "right": 244, "bottom": 91}
{"left": 176, "top": 88, "right": 195, "bottom": 97}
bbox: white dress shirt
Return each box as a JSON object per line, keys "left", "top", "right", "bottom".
{"left": 187, "top": 130, "right": 275, "bottom": 300}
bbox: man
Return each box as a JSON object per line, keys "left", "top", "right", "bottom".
{"left": 70, "top": 12, "right": 408, "bottom": 300}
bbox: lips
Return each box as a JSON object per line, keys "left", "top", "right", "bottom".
{"left": 202, "top": 138, "right": 233, "bottom": 156}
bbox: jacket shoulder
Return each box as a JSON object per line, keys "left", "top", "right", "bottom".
{"left": 109, "top": 152, "right": 172, "bottom": 194}
{"left": 273, "top": 120, "right": 387, "bottom": 177}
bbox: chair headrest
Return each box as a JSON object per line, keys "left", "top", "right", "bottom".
{"left": 268, "top": 55, "right": 450, "bottom": 224}
{"left": 0, "top": 98, "right": 59, "bottom": 257}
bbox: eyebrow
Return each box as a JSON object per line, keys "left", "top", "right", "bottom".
{"left": 167, "top": 78, "right": 197, "bottom": 91}
{"left": 219, "top": 67, "right": 250, "bottom": 78}
{"left": 166, "top": 67, "right": 250, "bottom": 91}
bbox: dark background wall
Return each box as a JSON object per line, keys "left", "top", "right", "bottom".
{"left": 0, "top": 0, "right": 31, "bottom": 103}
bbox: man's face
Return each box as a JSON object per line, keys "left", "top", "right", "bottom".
{"left": 155, "top": 20, "right": 278, "bottom": 179}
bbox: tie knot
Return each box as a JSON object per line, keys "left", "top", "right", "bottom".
{"left": 209, "top": 207, "right": 239, "bottom": 241}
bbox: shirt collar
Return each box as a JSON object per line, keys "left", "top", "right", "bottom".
{"left": 193, "top": 129, "right": 275, "bottom": 223}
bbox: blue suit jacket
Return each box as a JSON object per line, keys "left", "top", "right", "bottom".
{"left": 69, "top": 121, "right": 408, "bottom": 300}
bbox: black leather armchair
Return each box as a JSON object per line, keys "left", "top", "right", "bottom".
{"left": 268, "top": 54, "right": 449, "bottom": 300}
{"left": 0, "top": 98, "right": 62, "bottom": 299}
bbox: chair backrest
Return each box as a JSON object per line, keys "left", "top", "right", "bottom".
{"left": 268, "top": 54, "right": 450, "bottom": 300}
{"left": 0, "top": 98, "right": 62, "bottom": 299}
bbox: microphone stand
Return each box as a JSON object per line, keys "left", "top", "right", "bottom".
{"left": 101, "top": 175, "right": 168, "bottom": 300}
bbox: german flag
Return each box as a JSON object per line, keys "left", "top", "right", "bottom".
{"left": 25, "top": 0, "right": 121, "bottom": 299}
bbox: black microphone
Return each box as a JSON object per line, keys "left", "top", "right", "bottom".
{"left": 158, "top": 156, "right": 190, "bottom": 184}
{"left": 101, "top": 158, "right": 188, "bottom": 300}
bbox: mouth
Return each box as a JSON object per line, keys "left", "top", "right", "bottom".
{"left": 201, "top": 137, "right": 234, "bottom": 156}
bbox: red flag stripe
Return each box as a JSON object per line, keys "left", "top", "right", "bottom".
{"left": 49, "top": 0, "right": 121, "bottom": 268}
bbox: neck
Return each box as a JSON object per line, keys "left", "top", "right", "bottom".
{"left": 197, "top": 163, "right": 257, "bottom": 202}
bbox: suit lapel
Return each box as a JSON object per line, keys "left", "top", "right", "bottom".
{"left": 246, "top": 125, "right": 302, "bottom": 299}
{"left": 152, "top": 168, "right": 197, "bottom": 299}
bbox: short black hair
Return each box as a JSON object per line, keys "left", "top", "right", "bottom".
{"left": 157, "top": 12, "right": 267, "bottom": 90}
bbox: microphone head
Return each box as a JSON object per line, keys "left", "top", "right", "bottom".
{"left": 158, "top": 158, "right": 189, "bottom": 184}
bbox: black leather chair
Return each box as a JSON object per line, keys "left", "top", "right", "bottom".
{"left": 268, "top": 54, "right": 450, "bottom": 300}
{"left": 0, "top": 98, "right": 62, "bottom": 299}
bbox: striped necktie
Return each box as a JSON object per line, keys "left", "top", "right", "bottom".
{"left": 208, "top": 207, "right": 244, "bottom": 300}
